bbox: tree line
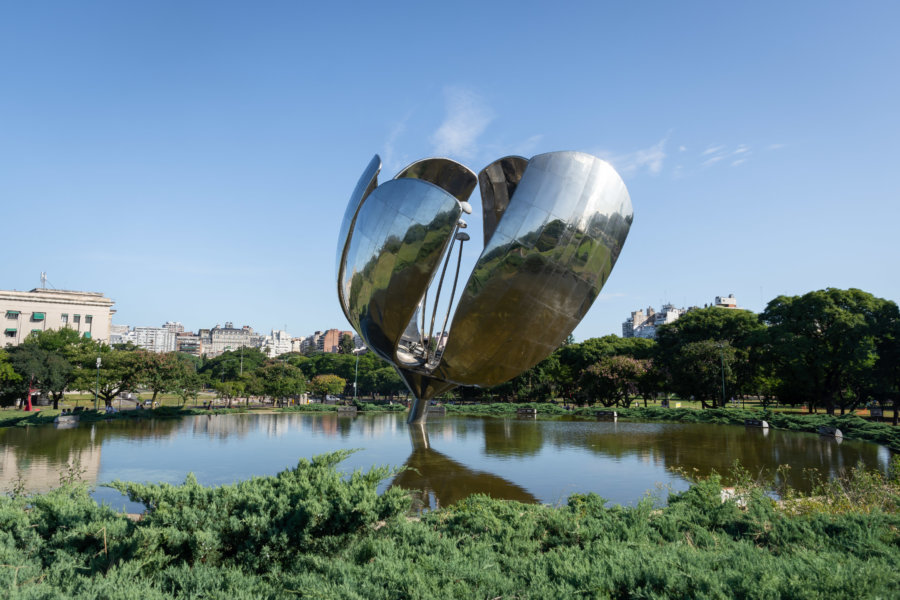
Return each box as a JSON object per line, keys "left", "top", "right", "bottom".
{"left": 1, "top": 288, "right": 897, "bottom": 416}
{"left": 0, "top": 329, "right": 407, "bottom": 409}
{"left": 479, "top": 288, "right": 900, "bottom": 420}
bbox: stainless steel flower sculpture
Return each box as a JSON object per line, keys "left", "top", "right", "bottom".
{"left": 337, "top": 151, "right": 633, "bottom": 423}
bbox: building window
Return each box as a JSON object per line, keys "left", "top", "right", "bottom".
{"left": 85, "top": 315, "right": 93, "bottom": 325}
{"left": 4, "top": 328, "right": 16, "bottom": 338}
{"left": 5, "top": 311, "right": 20, "bottom": 319}
{"left": 31, "top": 312, "right": 45, "bottom": 321}
{"left": 31, "top": 329, "right": 42, "bottom": 335}
{"left": 61, "top": 314, "right": 68, "bottom": 325}
{"left": 83, "top": 332, "right": 91, "bottom": 339}
{"left": 74, "top": 315, "right": 81, "bottom": 324}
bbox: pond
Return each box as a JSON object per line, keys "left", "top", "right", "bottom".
{"left": 0, "top": 412, "right": 891, "bottom": 511}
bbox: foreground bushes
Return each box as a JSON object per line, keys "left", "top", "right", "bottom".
{"left": 2, "top": 452, "right": 900, "bottom": 598}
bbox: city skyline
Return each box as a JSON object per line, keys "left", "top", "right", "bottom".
{"left": 2, "top": 2, "right": 898, "bottom": 340}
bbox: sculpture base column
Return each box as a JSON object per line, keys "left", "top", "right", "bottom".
{"left": 397, "top": 369, "right": 457, "bottom": 425}
{"left": 407, "top": 398, "right": 430, "bottom": 424}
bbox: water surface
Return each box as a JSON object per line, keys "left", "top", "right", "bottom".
{"left": 0, "top": 412, "right": 890, "bottom": 510}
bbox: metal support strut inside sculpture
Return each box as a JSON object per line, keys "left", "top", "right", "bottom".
{"left": 336, "top": 151, "right": 633, "bottom": 424}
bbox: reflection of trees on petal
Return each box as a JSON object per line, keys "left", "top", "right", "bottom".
{"left": 390, "top": 424, "right": 538, "bottom": 509}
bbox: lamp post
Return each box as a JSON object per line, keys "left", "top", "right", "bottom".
{"left": 94, "top": 356, "right": 101, "bottom": 411}
{"left": 354, "top": 351, "right": 360, "bottom": 401}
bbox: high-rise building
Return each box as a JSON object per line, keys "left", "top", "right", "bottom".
{"left": 319, "top": 328, "right": 353, "bottom": 353}
{"left": 134, "top": 327, "right": 176, "bottom": 353}
{"left": 622, "top": 303, "right": 686, "bottom": 339}
{"left": 261, "top": 329, "right": 293, "bottom": 357}
{"left": 162, "top": 321, "right": 185, "bottom": 334}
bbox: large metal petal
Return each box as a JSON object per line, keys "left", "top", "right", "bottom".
{"left": 478, "top": 156, "right": 529, "bottom": 247}
{"left": 434, "top": 151, "right": 633, "bottom": 386}
{"left": 339, "top": 177, "right": 462, "bottom": 364}
{"left": 336, "top": 155, "right": 381, "bottom": 324}
{"left": 395, "top": 158, "right": 478, "bottom": 203}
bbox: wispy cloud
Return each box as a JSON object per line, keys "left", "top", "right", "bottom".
{"left": 767, "top": 143, "right": 786, "bottom": 150}
{"left": 599, "top": 137, "right": 668, "bottom": 177}
{"left": 430, "top": 87, "right": 494, "bottom": 160}
{"left": 382, "top": 115, "right": 411, "bottom": 173}
{"left": 699, "top": 143, "right": 752, "bottom": 168}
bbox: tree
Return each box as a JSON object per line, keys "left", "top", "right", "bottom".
{"left": 75, "top": 347, "right": 141, "bottom": 408}
{"left": 214, "top": 380, "right": 245, "bottom": 408}
{"left": 371, "top": 367, "right": 404, "bottom": 400}
{"left": 655, "top": 307, "right": 763, "bottom": 398}
{"left": 666, "top": 340, "right": 737, "bottom": 409}
{"left": 760, "top": 288, "right": 885, "bottom": 414}
{"left": 137, "top": 351, "right": 183, "bottom": 404}
{"left": 6, "top": 344, "right": 75, "bottom": 410}
{"left": 310, "top": 374, "right": 346, "bottom": 398}
{"left": 0, "top": 349, "right": 19, "bottom": 385}
{"left": 338, "top": 334, "right": 354, "bottom": 355}
{"left": 871, "top": 300, "right": 900, "bottom": 423}
{"left": 200, "top": 348, "right": 267, "bottom": 382}
{"left": 256, "top": 362, "right": 307, "bottom": 406}
{"left": 579, "top": 355, "right": 649, "bottom": 407}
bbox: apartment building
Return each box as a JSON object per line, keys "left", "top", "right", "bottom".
{"left": 1, "top": 288, "right": 115, "bottom": 347}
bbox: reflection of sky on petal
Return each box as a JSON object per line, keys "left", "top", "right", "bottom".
{"left": 1, "top": 413, "right": 891, "bottom": 512}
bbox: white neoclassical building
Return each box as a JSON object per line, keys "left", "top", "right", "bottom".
{"left": 1, "top": 288, "right": 116, "bottom": 347}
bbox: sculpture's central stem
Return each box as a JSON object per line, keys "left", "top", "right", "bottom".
{"left": 407, "top": 398, "right": 428, "bottom": 424}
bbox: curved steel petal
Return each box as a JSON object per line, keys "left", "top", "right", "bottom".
{"left": 339, "top": 177, "right": 462, "bottom": 364}
{"left": 434, "top": 151, "right": 633, "bottom": 387}
{"left": 395, "top": 158, "right": 478, "bottom": 204}
{"left": 336, "top": 154, "right": 381, "bottom": 324}
{"left": 478, "top": 155, "right": 529, "bottom": 246}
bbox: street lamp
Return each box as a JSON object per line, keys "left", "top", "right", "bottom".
{"left": 94, "top": 356, "right": 101, "bottom": 411}
{"left": 354, "top": 351, "right": 360, "bottom": 401}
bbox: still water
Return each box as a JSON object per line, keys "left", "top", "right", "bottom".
{"left": 0, "top": 413, "right": 891, "bottom": 511}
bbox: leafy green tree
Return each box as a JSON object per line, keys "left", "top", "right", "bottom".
{"left": 760, "top": 288, "right": 885, "bottom": 414}
{"left": 137, "top": 351, "right": 183, "bottom": 404}
{"left": 579, "top": 355, "right": 649, "bottom": 407}
{"left": 310, "top": 374, "right": 346, "bottom": 398}
{"left": 75, "top": 346, "right": 142, "bottom": 408}
{"left": 256, "top": 362, "right": 307, "bottom": 406}
{"left": 371, "top": 367, "right": 404, "bottom": 400}
{"left": 655, "top": 307, "right": 763, "bottom": 397}
{"left": 174, "top": 368, "right": 203, "bottom": 407}
{"left": 338, "top": 334, "right": 354, "bottom": 355}
{"left": 7, "top": 343, "right": 76, "bottom": 409}
{"left": 666, "top": 340, "right": 737, "bottom": 408}
{"left": 214, "top": 380, "right": 245, "bottom": 408}
{"left": 0, "top": 348, "right": 19, "bottom": 385}
{"left": 200, "top": 348, "right": 267, "bottom": 382}
{"left": 871, "top": 299, "right": 900, "bottom": 423}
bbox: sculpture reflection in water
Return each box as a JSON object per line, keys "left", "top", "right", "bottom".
{"left": 336, "top": 152, "right": 634, "bottom": 423}
{"left": 389, "top": 424, "right": 538, "bottom": 509}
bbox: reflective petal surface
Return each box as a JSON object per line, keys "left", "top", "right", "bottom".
{"left": 337, "top": 151, "right": 632, "bottom": 423}
{"left": 435, "top": 152, "right": 632, "bottom": 386}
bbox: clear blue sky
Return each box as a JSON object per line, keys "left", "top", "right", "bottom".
{"left": 2, "top": 1, "right": 898, "bottom": 340}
